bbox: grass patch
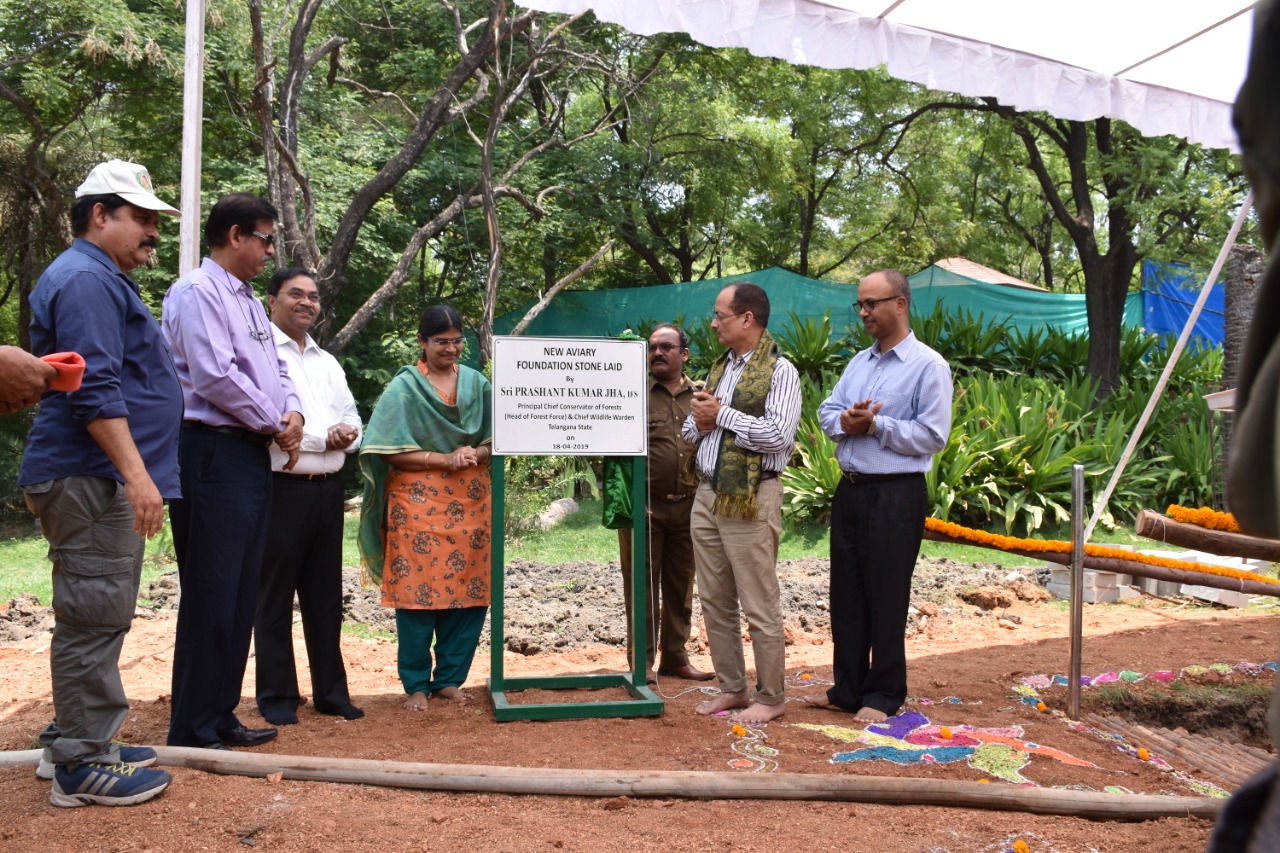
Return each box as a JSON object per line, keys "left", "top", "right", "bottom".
{"left": 341, "top": 623, "right": 395, "bottom": 640}
{"left": 1084, "top": 679, "right": 1273, "bottom": 749}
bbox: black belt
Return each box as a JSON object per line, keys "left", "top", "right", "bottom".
{"left": 184, "top": 421, "right": 273, "bottom": 446}
{"left": 274, "top": 471, "right": 333, "bottom": 482}
{"left": 841, "top": 471, "right": 921, "bottom": 485}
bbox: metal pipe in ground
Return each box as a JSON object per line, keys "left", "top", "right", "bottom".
{"left": 1069, "top": 464, "right": 1085, "bottom": 721}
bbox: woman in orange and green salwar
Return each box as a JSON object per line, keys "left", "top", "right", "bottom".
{"left": 358, "top": 305, "right": 492, "bottom": 711}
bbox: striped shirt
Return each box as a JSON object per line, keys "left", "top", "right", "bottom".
{"left": 682, "top": 346, "right": 802, "bottom": 477}
{"left": 819, "top": 331, "right": 952, "bottom": 475}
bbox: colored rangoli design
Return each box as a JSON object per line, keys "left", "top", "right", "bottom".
{"left": 726, "top": 723, "right": 779, "bottom": 772}
{"left": 1012, "top": 663, "right": 1257, "bottom": 798}
{"left": 1018, "top": 660, "right": 1276, "bottom": 695}
{"left": 793, "top": 711, "right": 1093, "bottom": 786}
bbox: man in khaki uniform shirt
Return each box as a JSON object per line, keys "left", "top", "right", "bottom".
{"left": 615, "top": 324, "right": 714, "bottom": 683}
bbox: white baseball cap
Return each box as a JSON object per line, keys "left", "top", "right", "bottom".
{"left": 75, "top": 159, "right": 179, "bottom": 216}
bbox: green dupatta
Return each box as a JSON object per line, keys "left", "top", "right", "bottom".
{"left": 357, "top": 362, "right": 492, "bottom": 585}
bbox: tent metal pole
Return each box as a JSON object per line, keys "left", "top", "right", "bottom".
{"left": 1084, "top": 192, "right": 1254, "bottom": 540}
{"left": 1068, "top": 464, "right": 1084, "bottom": 721}
{"left": 179, "top": 0, "right": 206, "bottom": 275}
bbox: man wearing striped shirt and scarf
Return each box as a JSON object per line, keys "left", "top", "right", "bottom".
{"left": 681, "top": 282, "right": 801, "bottom": 725}
{"left": 803, "top": 269, "right": 952, "bottom": 724}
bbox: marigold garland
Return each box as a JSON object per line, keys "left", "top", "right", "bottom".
{"left": 1164, "top": 504, "right": 1241, "bottom": 533}
{"left": 924, "top": 517, "right": 1280, "bottom": 587}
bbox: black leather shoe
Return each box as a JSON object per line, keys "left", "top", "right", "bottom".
{"left": 199, "top": 741, "right": 230, "bottom": 750}
{"left": 216, "top": 725, "right": 278, "bottom": 747}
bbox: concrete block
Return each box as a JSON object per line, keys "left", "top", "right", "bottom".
{"left": 1137, "top": 548, "right": 1258, "bottom": 609}
{"left": 1049, "top": 567, "right": 1131, "bottom": 589}
{"left": 1135, "top": 576, "right": 1182, "bottom": 597}
{"left": 1047, "top": 582, "right": 1125, "bottom": 603}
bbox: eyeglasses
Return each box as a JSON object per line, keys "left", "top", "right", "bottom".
{"left": 711, "top": 311, "right": 745, "bottom": 323}
{"left": 250, "top": 230, "right": 275, "bottom": 248}
{"left": 428, "top": 336, "right": 465, "bottom": 347}
{"left": 647, "top": 342, "right": 683, "bottom": 353}
{"left": 854, "top": 295, "right": 901, "bottom": 312}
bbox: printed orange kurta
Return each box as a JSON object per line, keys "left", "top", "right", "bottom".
{"left": 380, "top": 466, "right": 491, "bottom": 609}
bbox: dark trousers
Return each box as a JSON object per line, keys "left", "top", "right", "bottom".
{"left": 617, "top": 494, "right": 697, "bottom": 669}
{"left": 255, "top": 474, "right": 352, "bottom": 717}
{"left": 167, "top": 428, "right": 272, "bottom": 746}
{"left": 827, "top": 474, "right": 926, "bottom": 716}
{"left": 395, "top": 606, "right": 488, "bottom": 694}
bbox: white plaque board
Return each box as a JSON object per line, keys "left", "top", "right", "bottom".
{"left": 492, "top": 336, "right": 648, "bottom": 456}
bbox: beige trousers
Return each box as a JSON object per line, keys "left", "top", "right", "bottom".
{"left": 689, "top": 477, "right": 786, "bottom": 705}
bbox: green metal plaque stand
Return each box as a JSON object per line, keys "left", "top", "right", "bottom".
{"left": 488, "top": 455, "right": 663, "bottom": 721}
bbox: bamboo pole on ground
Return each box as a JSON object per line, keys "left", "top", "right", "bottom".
{"left": 1135, "top": 509, "right": 1280, "bottom": 562}
{"left": 922, "top": 529, "right": 1280, "bottom": 598}
{"left": 118, "top": 747, "right": 1219, "bottom": 821}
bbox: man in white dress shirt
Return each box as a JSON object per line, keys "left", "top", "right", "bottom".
{"left": 254, "top": 267, "right": 364, "bottom": 725}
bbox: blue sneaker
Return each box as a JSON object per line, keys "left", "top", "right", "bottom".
{"left": 50, "top": 761, "right": 171, "bottom": 808}
{"left": 36, "top": 743, "right": 157, "bottom": 780}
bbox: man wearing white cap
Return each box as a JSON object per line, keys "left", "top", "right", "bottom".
{"left": 19, "top": 159, "right": 183, "bottom": 807}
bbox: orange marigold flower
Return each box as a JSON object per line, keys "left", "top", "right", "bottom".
{"left": 1036, "top": 702, "right": 1047, "bottom": 712}
{"left": 1137, "top": 747, "right": 1150, "bottom": 761}
{"left": 1165, "top": 504, "right": 1240, "bottom": 532}
{"left": 1012, "top": 841, "right": 1031, "bottom": 853}
{"left": 800, "top": 673, "right": 812, "bottom": 681}
{"left": 922, "top": 518, "right": 1280, "bottom": 587}
{"left": 732, "top": 724, "right": 747, "bottom": 737}
{"left": 939, "top": 726, "right": 953, "bottom": 740}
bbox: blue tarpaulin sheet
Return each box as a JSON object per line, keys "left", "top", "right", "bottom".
{"left": 1142, "top": 259, "right": 1223, "bottom": 347}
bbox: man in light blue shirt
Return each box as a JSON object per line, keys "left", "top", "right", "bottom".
{"left": 803, "top": 269, "right": 952, "bottom": 723}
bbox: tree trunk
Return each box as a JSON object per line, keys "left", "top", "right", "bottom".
{"left": 1084, "top": 246, "right": 1138, "bottom": 398}
{"left": 1222, "top": 243, "right": 1266, "bottom": 498}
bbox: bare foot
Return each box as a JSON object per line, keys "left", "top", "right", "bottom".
{"left": 695, "top": 689, "right": 751, "bottom": 716}
{"left": 402, "top": 691, "right": 429, "bottom": 711}
{"left": 853, "top": 706, "right": 888, "bottom": 723}
{"left": 432, "top": 686, "right": 472, "bottom": 702}
{"left": 735, "top": 701, "right": 786, "bottom": 725}
{"left": 801, "top": 693, "right": 843, "bottom": 711}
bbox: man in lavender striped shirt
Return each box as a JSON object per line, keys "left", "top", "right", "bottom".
{"left": 803, "top": 269, "right": 952, "bottom": 724}
{"left": 162, "top": 193, "right": 304, "bottom": 750}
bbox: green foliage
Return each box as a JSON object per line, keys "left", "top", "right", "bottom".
{"left": 0, "top": 409, "right": 36, "bottom": 521}
{"left": 683, "top": 319, "right": 723, "bottom": 378}
{"left": 781, "top": 415, "right": 842, "bottom": 525}
{"left": 782, "top": 309, "right": 1223, "bottom": 536}
{"left": 775, "top": 311, "right": 846, "bottom": 378}
{"left": 502, "top": 456, "right": 601, "bottom": 537}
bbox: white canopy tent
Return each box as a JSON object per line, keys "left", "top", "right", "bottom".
{"left": 517, "top": 0, "right": 1253, "bottom": 151}
{"left": 176, "top": 0, "right": 1259, "bottom": 533}
{"left": 512, "top": 0, "right": 1260, "bottom": 537}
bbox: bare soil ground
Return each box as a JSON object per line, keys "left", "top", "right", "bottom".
{"left": 1, "top": 556, "right": 1276, "bottom": 852}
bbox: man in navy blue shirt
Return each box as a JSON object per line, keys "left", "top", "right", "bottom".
{"left": 19, "top": 160, "right": 183, "bottom": 808}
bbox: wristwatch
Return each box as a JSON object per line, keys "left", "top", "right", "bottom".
{"left": 868, "top": 412, "right": 878, "bottom": 436}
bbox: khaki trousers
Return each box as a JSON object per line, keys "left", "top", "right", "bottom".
{"left": 25, "top": 476, "right": 144, "bottom": 768}
{"left": 617, "top": 493, "right": 696, "bottom": 669}
{"left": 690, "top": 477, "right": 785, "bottom": 705}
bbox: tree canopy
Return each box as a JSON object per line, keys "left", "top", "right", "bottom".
{"left": 0, "top": 1, "right": 1254, "bottom": 397}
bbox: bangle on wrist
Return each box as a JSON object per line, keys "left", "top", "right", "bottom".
{"left": 424, "top": 451, "right": 432, "bottom": 467}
